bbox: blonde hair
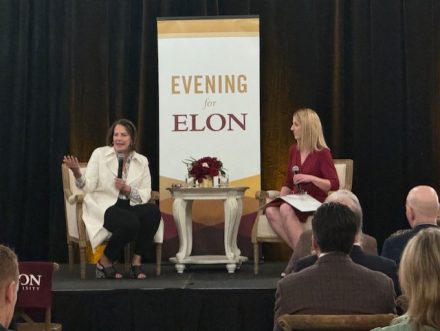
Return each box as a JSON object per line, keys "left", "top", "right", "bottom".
{"left": 399, "top": 228, "right": 440, "bottom": 330}
{"left": 293, "top": 108, "right": 328, "bottom": 152}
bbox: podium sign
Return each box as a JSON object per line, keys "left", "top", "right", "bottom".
{"left": 157, "top": 17, "right": 260, "bottom": 258}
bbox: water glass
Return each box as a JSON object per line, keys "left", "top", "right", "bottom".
{"left": 218, "top": 174, "right": 229, "bottom": 187}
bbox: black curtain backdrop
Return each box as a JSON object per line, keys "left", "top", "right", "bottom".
{"left": 1, "top": 0, "right": 439, "bottom": 261}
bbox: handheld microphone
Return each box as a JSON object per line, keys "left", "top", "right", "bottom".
{"left": 291, "top": 165, "right": 302, "bottom": 193}
{"left": 117, "top": 154, "right": 124, "bottom": 178}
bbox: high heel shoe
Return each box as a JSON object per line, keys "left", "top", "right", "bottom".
{"left": 96, "top": 262, "right": 123, "bottom": 279}
{"left": 130, "top": 265, "right": 147, "bottom": 279}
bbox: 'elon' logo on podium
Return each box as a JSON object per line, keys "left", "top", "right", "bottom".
{"left": 19, "top": 273, "right": 42, "bottom": 291}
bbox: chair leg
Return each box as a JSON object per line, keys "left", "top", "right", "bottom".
{"left": 155, "top": 243, "right": 162, "bottom": 276}
{"left": 68, "top": 242, "right": 74, "bottom": 271}
{"left": 79, "top": 246, "right": 86, "bottom": 279}
{"left": 253, "top": 242, "right": 259, "bottom": 275}
{"left": 45, "top": 308, "right": 51, "bottom": 331}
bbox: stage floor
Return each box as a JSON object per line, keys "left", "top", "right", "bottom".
{"left": 49, "top": 261, "right": 284, "bottom": 331}
{"left": 53, "top": 261, "right": 284, "bottom": 290}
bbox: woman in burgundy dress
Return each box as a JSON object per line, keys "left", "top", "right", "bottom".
{"left": 265, "top": 108, "right": 339, "bottom": 249}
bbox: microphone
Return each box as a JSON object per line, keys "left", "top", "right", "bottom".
{"left": 117, "top": 153, "right": 124, "bottom": 178}
{"left": 291, "top": 165, "right": 302, "bottom": 193}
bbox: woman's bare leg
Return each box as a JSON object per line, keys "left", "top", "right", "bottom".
{"left": 131, "top": 254, "right": 146, "bottom": 279}
{"left": 279, "top": 203, "right": 304, "bottom": 249}
{"left": 265, "top": 206, "right": 291, "bottom": 245}
{"left": 131, "top": 254, "right": 142, "bottom": 266}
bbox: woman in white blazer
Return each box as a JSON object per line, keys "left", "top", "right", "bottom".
{"left": 63, "top": 119, "right": 161, "bottom": 279}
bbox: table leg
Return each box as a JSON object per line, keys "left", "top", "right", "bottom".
{"left": 224, "top": 196, "right": 239, "bottom": 261}
{"left": 175, "top": 264, "right": 186, "bottom": 274}
{"left": 173, "top": 199, "right": 193, "bottom": 262}
{"left": 226, "top": 263, "right": 237, "bottom": 273}
{"left": 184, "top": 200, "right": 194, "bottom": 258}
{"left": 231, "top": 198, "right": 243, "bottom": 259}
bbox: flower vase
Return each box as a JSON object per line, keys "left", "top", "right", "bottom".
{"left": 200, "top": 176, "right": 213, "bottom": 188}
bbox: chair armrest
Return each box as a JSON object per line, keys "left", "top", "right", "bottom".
{"left": 254, "top": 190, "right": 281, "bottom": 200}
{"left": 278, "top": 314, "right": 397, "bottom": 331}
{"left": 254, "top": 190, "right": 281, "bottom": 208}
{"left": 266, "top": 190, "right": 281, "bottom": 199}
{"left": 150, "top": 190, "right": 160, "bottom": 202}
{"left": 255, "top": 190, "right": 268, "bottom": 207}
{"left": 65, "top": 191, "right": 84, "bottom": 204}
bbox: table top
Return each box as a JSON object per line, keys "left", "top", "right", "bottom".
{"left": 167, "top": 186, "right": 249, "bottom": 199}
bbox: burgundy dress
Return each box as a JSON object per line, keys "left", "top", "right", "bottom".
{"left": 268, "top": 144, "right": 340, "bottom": 222}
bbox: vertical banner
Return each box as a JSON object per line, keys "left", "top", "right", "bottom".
{"left": 157, "top": 17, "right": 260, "bottom": 258}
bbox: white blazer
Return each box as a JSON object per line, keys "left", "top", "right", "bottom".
{"left": 81, "top": 146, "right": 152, "bottom": 250}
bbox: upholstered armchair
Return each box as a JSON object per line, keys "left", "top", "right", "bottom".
{"left": 62, "top": 163, "right": 164, "bottom": 279}
{"left": 251, "top": 159, "right": 354, "bottom": 274}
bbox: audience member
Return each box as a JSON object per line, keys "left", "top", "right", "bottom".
{"left": 283, "top": 190, "right": 378, "bottom": 275}
{"left": 273, "top": 202, "right": 396, "bottom": 331}
{"left": 291, "top": 190, "right": 399, "bottom": 295}
{"left": 381, "top": 185, "right": 439, "bottom": 265}
{"left": 0, "top": 245, "right": 19, "bottom": 331}
{"left": 372, "top": 228, "right": 440, "bottom": 331}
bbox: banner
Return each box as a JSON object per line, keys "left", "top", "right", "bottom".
{"left": 157, "top": 17, "right": 260, "bottom": 258}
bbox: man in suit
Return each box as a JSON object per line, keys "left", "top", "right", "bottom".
{"left": 292, "top": 190, "right": 399, "bottom": 295}
{"left": 283, "top": 190, "right": 377, "bottom": 276}
{"left": 0, "top": 245, "right": 19, "bottom": 331}
{"left": 381, "top": 185, "right": 439, "bottom": 265}
{"left": 273, "top": 203, "right": 396, "bottom": 331}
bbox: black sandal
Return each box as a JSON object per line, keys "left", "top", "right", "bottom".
{"left": 130, "top": 265, "right": 147, "bottom": 279}
{"left": 96, "top": 262, "right": 123, "bottom": 279}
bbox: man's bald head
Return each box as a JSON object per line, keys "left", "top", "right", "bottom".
{"left": 325, "top": 189, "right": 363, "bottom": 233}
{"left": 406, "top": 185, "right": 439, "bottom": 226}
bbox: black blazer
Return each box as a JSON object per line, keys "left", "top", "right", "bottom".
{"left": 381, "top": 224, "right": 439, "bottom": 266}
{"left": 293, "top": 245, "right": 400, "bottom": 295}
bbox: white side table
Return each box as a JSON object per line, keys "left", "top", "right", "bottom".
{"left": 167, "top": 186, "right": 249, "bottom": 273}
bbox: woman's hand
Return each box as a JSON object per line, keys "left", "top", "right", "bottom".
{"left": 294, "top": 174, "right": 331, "bottom": 192}
{"left": 63, "top": 155, "right": 81, "bottom": 178}
{"left": 293, "top": 173, "right": 314, "bottom": 184}
{"left": 115, "top": 178, "right": 131, "bottom": 195}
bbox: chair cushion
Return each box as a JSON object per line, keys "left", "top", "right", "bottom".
{"left": 258, "top": 215, "right": 282, "bottom": 240}
{"left": 334, "top": 163, "right": 346, "bottom": 189}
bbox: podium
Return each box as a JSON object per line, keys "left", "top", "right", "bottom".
{"left": 167, "top": 186, "right": 249, "bottom": 273}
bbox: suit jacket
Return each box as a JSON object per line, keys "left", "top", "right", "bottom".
{"left": 274, "top": 253, "right": 396, "bottom": 331}
{"left": 293, "top": 245, "right": 400, "bottom": 295}
{"left": 81, "top": 146, "right": 152, "bottom": 250}
{"left": 283, "top": 229, "right": 378, "bottom": 275}
{"left": 381, "top": 224, "right": 439, "bottom": 265}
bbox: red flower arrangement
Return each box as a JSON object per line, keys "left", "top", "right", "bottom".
{"left": 184, "top": 156, "right": 225, "bottom": 183}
